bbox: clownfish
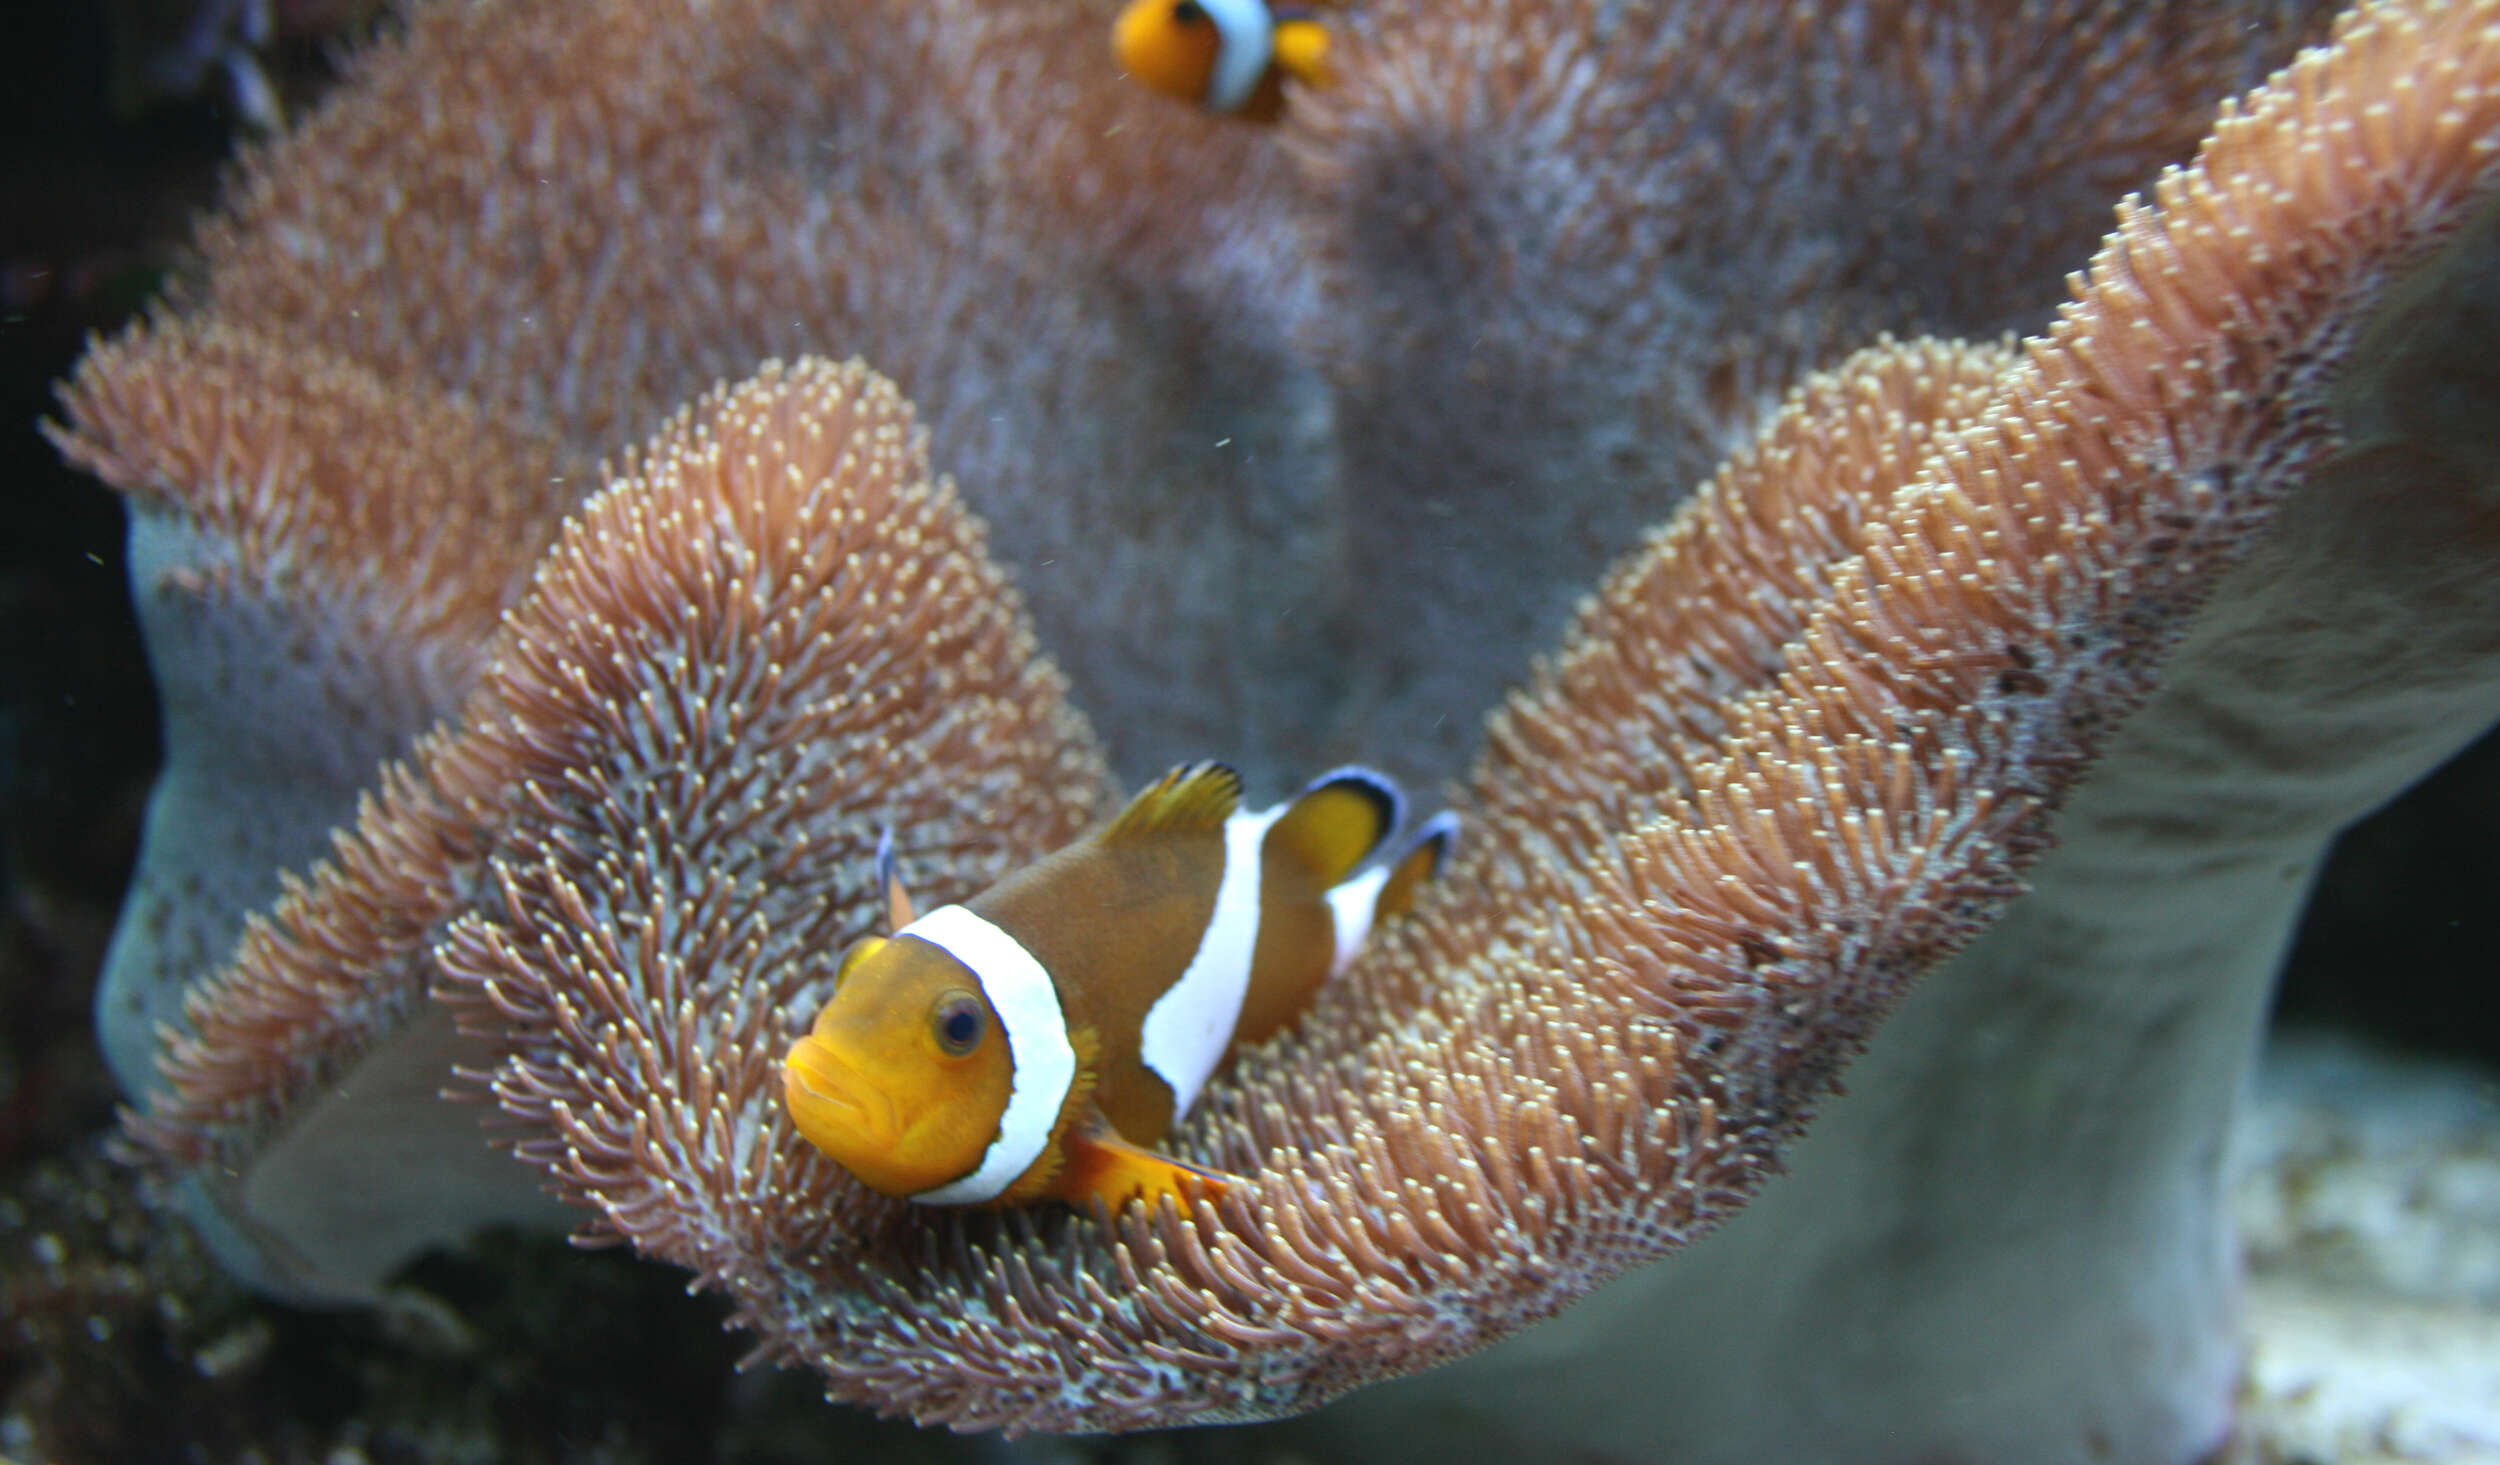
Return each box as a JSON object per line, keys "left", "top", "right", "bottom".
{"left": 784, "top": 763, "right": 1454, "bottom": 1212}
{"left": 1111, "top": 0, "right": 1332, "bottom": 123}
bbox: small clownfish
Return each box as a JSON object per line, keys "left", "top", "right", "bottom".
{"left": 784, "top": 763, "right": 1454, "bottom": 1213}
{"left": 1112, "top": 0, "right": 1332, "bottom": 123}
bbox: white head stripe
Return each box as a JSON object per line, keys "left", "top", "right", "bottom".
{"left": 1196, "top": 0, "right": 1275, "bottom": 113}
{"left": 894, "top": 904, "right": 1076, "bottom": 1205}
{"left": 1139, "top": 807, "right": 1280, "bottom": 1121}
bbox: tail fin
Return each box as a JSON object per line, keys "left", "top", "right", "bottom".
{"left": 1265, "top": 766, "right": 1403, "bottom": 888}
{"left": 1271, "top": 17, "right": 1331, "bottom": 88}
{"left": 1373, "top": 811, "right": 1458, "bottom": 920}
{"left": 1322, "top": 809, "right": 1458, "bottom": 977}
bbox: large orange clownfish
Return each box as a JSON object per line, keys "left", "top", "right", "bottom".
{"left": 1111, "top": 0, "right": 1332, "bottom": 122}
{"left": 784, "top": 763, "right": 1452, "bottom": 1212}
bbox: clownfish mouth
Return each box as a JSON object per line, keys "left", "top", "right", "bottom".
{"left": 783, "top": 1037, "right": 895, "bottom": 1153}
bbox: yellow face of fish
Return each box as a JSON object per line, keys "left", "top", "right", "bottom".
{"left": 783, "top": 935, "right": 1015, "bottom": 1199}
{"left": 1112, "top": 0, "right": 1226, "bottom": 106}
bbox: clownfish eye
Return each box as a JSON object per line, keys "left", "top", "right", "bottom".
{"left": 1171, "top": 0, "right": 1209, "bottom": 25}
{"left": 931, "top": 991, "right": 984, "bottom": 1056}
{"left": 833, "top": 935, "right": 886, "bottom": 989}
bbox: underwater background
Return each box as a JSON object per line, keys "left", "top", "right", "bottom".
{"left": 5, "top": 3, "right": 2497, "bottom": 1461}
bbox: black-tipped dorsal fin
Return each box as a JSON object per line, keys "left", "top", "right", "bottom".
{"left": 1267, "top": 766, "right": 1403, "bottom": 888}
{"left": 1373, "top": 810, "right": 1458, "bottom": 919}
{"left": 1100, "top": 761, "right": 1244, "bottom": 843}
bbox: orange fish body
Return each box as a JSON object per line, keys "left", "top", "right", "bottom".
{"left": 1111, "top": 0, "right": 1333, "bottom": 122}
{"left": 784, "top": 764, "right": 1451, "bottom": 1211}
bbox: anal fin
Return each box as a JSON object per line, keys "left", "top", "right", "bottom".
{"left": 1051, "top": 1116, "right": 1233, "bottom": 1214}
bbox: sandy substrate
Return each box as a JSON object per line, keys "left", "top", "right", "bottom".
{"left": 2229, "top": 1033, "right": 2500, "bottom": 1464}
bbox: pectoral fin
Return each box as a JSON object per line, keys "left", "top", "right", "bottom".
{"left": 874, "top": 825, "right": 916, "bottom": 932}
{"left": 1051, "top": 1117, "right": 1233, "bottom": 1213}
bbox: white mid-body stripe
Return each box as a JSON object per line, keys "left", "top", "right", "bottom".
{"left": 1197, "top": 0, "right": 1276, "bottom": 112}
{"left": 895, "top": 904, "right": 1077, "bottom": 1206}
{"left": 1324, "top": 864, "right": 1392, "bottom": 977}
{"left": 1140, "top": 806, "right": 1283, "bottom": 1121}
